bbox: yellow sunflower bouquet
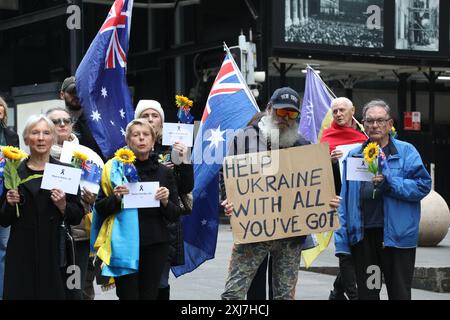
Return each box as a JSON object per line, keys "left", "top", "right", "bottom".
{"left": 363, "top": 142, "right": 382, "bottom": 199}
{"left": 114, "top": 148, "right": 137, "bottom": 208}
{"left": 114, "top": 148, "right": 136, "bottom": 166}
{"left": 175, "top": 94, "right": 194, "bottom": 124}
{"left": 1, "top": 146, "right": 29, "bottom": 217}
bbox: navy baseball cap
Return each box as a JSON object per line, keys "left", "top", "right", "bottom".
{"left": 269, "top": 87, "right": 301, "bottom": 112}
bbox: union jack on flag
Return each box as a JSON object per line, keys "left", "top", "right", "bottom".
{"left": 81, "top": 160, "right": 92, "bottom": 172}
{"left": 172, "top": 49, "right": 260, "bottom": 277}
{"left": 100, "top": 0, "right": 130, "bottom": 69}
{"left": 76, "top": 0, "right": 135, "bottom": 159}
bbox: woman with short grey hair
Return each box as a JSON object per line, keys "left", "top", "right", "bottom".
{"left": 0, "top": 114, "right": 84, "bottom": 299}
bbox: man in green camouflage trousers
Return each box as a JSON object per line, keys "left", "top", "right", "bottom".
{"left": 221, "top": 88, "right": 340, "bottom": 300}
{"left": 221, "top": 88, "right": 310, "bottom": 300}
{"left": 222, "top": 238, "right": 304, "bottom": 299}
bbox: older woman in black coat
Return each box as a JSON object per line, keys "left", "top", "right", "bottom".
{"left": 0, "top": 115, "right": 84, "bottom": 300}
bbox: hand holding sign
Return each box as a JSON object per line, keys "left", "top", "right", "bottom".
{"left": 50, "top": 188, "right": 66, "bottom": 215}
{"left": 221, "top": 199, "right": 234, "bottom": 217}
{"left": 113, "top": 185, "right": 129, "bottom": 200}
{"left": 155, "top": 187, "right": 170, "bottom": 207}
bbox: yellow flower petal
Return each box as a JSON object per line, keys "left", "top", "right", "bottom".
{"left": 73, "top": 151, "right": 89, "bottom": 162}
{"left": 114, "top": 148, "right": 136, "bottom": 164}
{"left": 175, "top": 94, "right": 193, "bottom": 109}
{"left": 363, "top": 142, "right": 379, "bottom": 164}
{"left": 1, "top": 146, "right": 28, "bottom": 161}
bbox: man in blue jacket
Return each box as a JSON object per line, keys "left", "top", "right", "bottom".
{"left": 335, "top": 99, "right": 431, "bottom": 300}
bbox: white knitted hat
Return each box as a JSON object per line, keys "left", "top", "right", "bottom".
{"left": 134, "top": 99, "right": 165, "bottom": 122}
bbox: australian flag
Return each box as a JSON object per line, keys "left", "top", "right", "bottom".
{"left": 75, "top": 0, "right": 135, "bottom": 158}
{"left": 171, "top": 50, "right": 260, "bottom": 277}
{"left": 81, "top": 161, "right": 102, "bottom": 185}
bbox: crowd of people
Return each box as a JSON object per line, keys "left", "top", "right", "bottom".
{"left": 0, "top": 78, "right": 431, "bottom": 300}
{"left": 286, "top": 17, "right": 383, "bottom": 48}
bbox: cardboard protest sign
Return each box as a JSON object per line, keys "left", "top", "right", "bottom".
{"left": 223, "top": 143, "right": 339, "bottom": 244}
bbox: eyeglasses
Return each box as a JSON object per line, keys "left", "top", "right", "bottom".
{"left": 363, "top": 118, "right": 391, "bottom": 126}
{"left": 275, "top": 109, "right": 300, "bottom": 120}
{"left": 51, "top": 118, "right": 72, "bottom": 126}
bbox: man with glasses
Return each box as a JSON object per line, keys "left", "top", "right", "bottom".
{"left": 335, "top": 99, "right": 431, "bottom": 300}
{"left": 221, "top": 87, "right": 340, "bottom": 300}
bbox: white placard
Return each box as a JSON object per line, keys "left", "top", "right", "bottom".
{"left": 335, "top": 143, "right": 362, "bottom": 181}
{"left": 162, "top": 123, "right": 194, "bottom": 147}
{"left": 59, "top": 141, "right": 104, "bottom": 168}
{"left": 40, "top": 163, "right": 82, "bottom": 195}
{"left": 123, "top": 182, "right": 160, "bottom": 209}
{"left": 346, "top": 157, "right": 374, "bottom": 182}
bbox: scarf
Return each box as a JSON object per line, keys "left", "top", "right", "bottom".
{"left": 320, "top": 120, "right": 367, "bottom": 152}
{"left": 50, "top": 134, "right": 79, "bottom": 160}
{"left": 90, "top": 159, "right": 140, "bottom": 277}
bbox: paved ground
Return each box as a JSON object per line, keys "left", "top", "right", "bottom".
{"left": 94, "top": 225, "right": 450, "bottom": 300}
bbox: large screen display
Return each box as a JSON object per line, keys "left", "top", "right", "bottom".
{"left": 284, "top": 0, "right": 384, "bottom": 48}
{"left": 395, "top": 0, "right": 439, "bottom": 52}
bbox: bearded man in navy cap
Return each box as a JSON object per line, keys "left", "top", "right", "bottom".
{"left": 221, "top": 87, "right": 341, "bottom": 300}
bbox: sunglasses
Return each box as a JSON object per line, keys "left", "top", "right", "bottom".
{"left": 275, "top": 109, "right": 300, "bottom": 120}
{"left": 51, "top": 118, "right": 72, "bottom": 126}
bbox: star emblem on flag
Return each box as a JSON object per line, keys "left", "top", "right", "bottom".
{"left": 101, "top": 87, "right": 108, "bottom": 98}
{"left": 91, "top": 110, "right": 102, "bottom": 122}
{"left": 206, "top": 126, "right": 225, "bottom": 149}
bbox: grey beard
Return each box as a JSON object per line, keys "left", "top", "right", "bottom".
{"left": 258, "top": 115, "right": 299, "bottom": 148}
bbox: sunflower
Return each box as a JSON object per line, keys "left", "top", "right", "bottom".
{"left": 73, "top": 151, "right": 89, "bottom": 162}
{"left": 114, "top": 148, "right": 136, "bottom": 164}
{"left": 363, "top": 142, "right": 379, "bottom": 163}
{"left": 1, "top": 146, "right": 28, "bottom": 161}
{"left": 175, "top": 95, "right": 193, "bottom": 108}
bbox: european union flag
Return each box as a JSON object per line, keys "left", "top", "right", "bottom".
{"left": 171, "top": 50, "right": 260, "bottom": 277}
{"left": 75, "top": 0, "right": 135, "bottom": 158}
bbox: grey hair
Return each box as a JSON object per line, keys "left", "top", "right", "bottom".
{"left": 45, "top": 107, "right": 71, "bottom": 118}
{"left": 22, "top": 114, "right": 57, "bottom": 144}
{"left": 330, "top": 97, "right": 353, "bottom": 109}
{"left": 362, "top": 99, "right": 391, "bottom": 119}
{"left": 0, "top": 96, "right": 8, "bottom": 128}
{"left": 125, "top": 118, "right": 156, "bottom": 143}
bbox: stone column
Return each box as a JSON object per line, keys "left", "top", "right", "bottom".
{"left": 285, "top": 0, "right": 292, "bottom": 28}
{"left": 304, "top": 0, "right": 309, "bottom": 22}
{"left": 299, "top": 0, "right": 304, "bottom": 22}
{"left": 293, "top": 0, "right": 300, "bottom": 25}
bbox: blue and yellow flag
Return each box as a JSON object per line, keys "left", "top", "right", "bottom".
{"left": 299, "top": 66, "right": 336, "bottom": 268}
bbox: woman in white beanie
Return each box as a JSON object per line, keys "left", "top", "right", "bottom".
{"left": 135, "top": 99, "right": 193, "bottom": 300}
{"left": 134, "top": 100, "right": 165, "bottom": 145}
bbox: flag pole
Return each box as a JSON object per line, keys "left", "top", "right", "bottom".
{"left": 306, "top": 65, "right": 337, "bottom": 99}
{"left": 223, "top": 42, "right": 259, "bottom": 111}
{"left": 306, "top": 65, "right": 368, "bottom": 137}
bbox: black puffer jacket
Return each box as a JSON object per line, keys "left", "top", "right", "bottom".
{"left": 154, "top": 143, "right": 193, "bottom": 266}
